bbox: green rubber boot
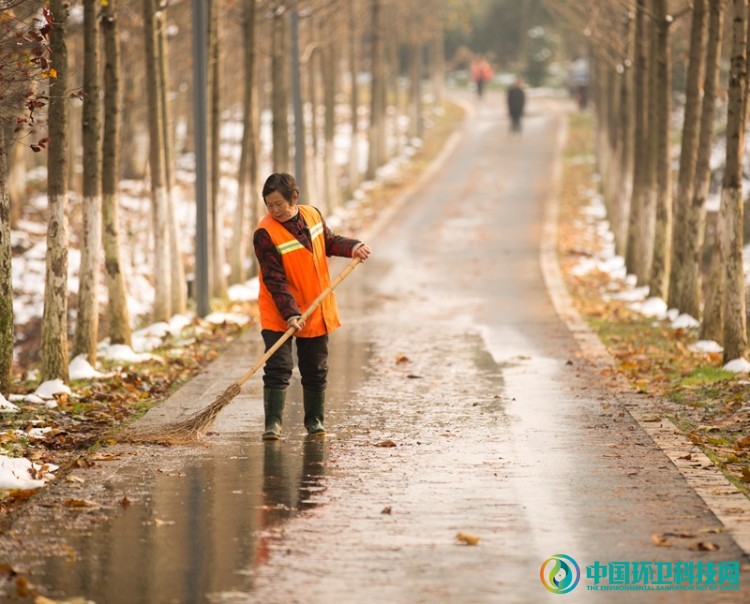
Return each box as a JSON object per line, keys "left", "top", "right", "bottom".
{"left": 262, "top": 387, "right": 286, "bottom": 441}
{"left": 303, "top": 390, "right": 326, "bottom": 436}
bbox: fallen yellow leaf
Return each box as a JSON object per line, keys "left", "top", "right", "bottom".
{"left": 456, "top": 532, "right": 480, "bottom": 546}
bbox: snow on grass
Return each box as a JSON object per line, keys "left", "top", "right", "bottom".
{"left": 690, "top": 340, "right": 724, "bottom": 354}
{"left": 228, "top": 278, "right": 259, "bottom": 302}
{"left": 204, "top": 312, "right": 251, "bottom": 326}
{"left": 69, "top": 354, "right": 115, "bottom": 380}
{"left": 0, "top": 393, "right": 19, "bottom": 414}
{"left": 629, "top": 297, "right": 669, "bottom": 319}
{"left": 724, "top": 358, "right": 750, "bottom": 373}
{"left": 35, "top": 379, "right": 72, "bottom": 400}
{"left": 99, "top": 344, "right": 160, "bottom": 364}
{"left": 671, "top": 314, "right": 700, "bottom": 330}
{"left": 0, "top": 455, "right": 58, "bottom": 490}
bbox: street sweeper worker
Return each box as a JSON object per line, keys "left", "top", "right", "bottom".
{"left": 253, "top": 172, "right": 372, "bottom": 440}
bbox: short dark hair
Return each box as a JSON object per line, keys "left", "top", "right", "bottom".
{"left": 262, "top": 173, "right": 299, "bottom": 202}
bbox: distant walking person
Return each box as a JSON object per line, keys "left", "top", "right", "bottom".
{"left": 507, "top": 77, "right": 526, "bottom": 134}
{"left": 471, "top": 56, "right": 493, "bottom": 99}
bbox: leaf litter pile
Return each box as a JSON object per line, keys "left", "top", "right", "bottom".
{"left": 559, "top": 112, "right": 750, "bottom": 499}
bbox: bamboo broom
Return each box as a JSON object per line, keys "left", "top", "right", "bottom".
{"left": 124, "top": 257, "right": 363, "bottom": 445}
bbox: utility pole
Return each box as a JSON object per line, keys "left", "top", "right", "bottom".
{"left": 192, "top": 0, "right": 210, "bottom": 316}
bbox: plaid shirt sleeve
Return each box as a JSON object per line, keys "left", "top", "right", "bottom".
{"left": 323, "top": 221, "right": 361, "bottom": 257}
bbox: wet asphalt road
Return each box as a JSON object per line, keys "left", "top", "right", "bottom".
{"left": 2, "top": 93, "right": 750, "bottom": 603}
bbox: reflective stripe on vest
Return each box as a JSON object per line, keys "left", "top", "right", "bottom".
{"left": 256, "top": 205, "right": 341, "bottom": 337}
{"left": 275, "top": 220, "right": 324, "bottom": 256}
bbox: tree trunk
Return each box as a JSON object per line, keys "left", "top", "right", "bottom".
{"left": 718, "top": 0, "right": 749, "bottom": 362}
{"left": 614, "top": 12, "right": 635, "bottom": 257}
{"left": 625, "top": 0, "right": 652, "bottom": 283}
{"left": 408, "top": 41, "right": 423, "bottom": 140}
{"left": 209, "top": 0, "right": 227, "bottom": 299}
{"left": 7, "top": 137, "right": 26, "bottom": 229}
{"left": 100, "top": 0, "right": 132, "bottom": 347}
{"left": 367, "top": 0, "right": 386, "bottom": 180}
{"left": 429, "top": 26, "right": 445, "bottom": 107}
{"left": 0, "top": 126, "right": 13, "bottom": 393}
{"left": 321, "top": 27, "right": 339, "bottom": 213}
{"left": 668, "top": 0, "right": 707, "bottom": 316}
{"left": 42, "top": 0, "right": 70, "bottom": 382}
{"left": 347, "top": 0, "right": 361, "bottom": 196}
{"left": 73, "top": 0, "right": 102, "bottom": 365}
{"left": 306, "top": 46, "right": 322, "bottom": 207}
{"left": 271, "top": 3, "right": 290, "bottom": 172}
{"left": 699, "top": 0, "right": 727, "bottom": 342}
{"left": 648, "top": 0, "right": 673, "bottom": 300}
{"left": 143, "top": 0, "right": 170, "bottom": 322}
{"left": 230, "top": 0, "right": 258, "bottom": 284}
{"left": 157, "top": 5, "right": 186, "bottom": 315}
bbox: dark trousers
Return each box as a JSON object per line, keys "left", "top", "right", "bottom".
{"left": 510, "top": 113, "right": 522, "bottom": 133}
{"left": 261, "top": 330, "right": 329, "bottom": 392}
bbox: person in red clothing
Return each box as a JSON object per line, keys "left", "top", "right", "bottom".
{"left": 253, "top": 173, "right": 372, "bottom": 440}
{"left": 471, "top": 56, "right": 493, "bottom": 99}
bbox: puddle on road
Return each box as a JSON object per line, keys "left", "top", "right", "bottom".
{"left": 8, "top": 435, "right": 332, "bottom": 604}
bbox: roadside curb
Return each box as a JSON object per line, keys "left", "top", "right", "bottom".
{"left": 540, "top": 111, "right": 750, "bottom": 558}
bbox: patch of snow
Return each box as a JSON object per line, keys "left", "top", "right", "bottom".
{"left": 724, "top": 358, "right": 750, "bottom": 373}
{"left": 228, "top": 278, "right": 260, "bottom": 302}
{"left": 0, "top": 455, "right": 58, "bottom": 490}
{"left": 671, "top": 314, "right": 700, "bottom": 330}
{"left": 0, "top": 393, "right": 19, "bottom": 413}
{"left": 203, "top": 312, "right": 251, "bottom": 326}
{"left": 100, "top": 344, "right": 160, "bottom": 364}
{"left": 689, "top": 340, "right": 723, "bottom": 354}
{"left": 35, "top": 379, "right": 72, "bottom": 400}
{"left": 630, "top": 297, "right": 668, "bottom": 319}
{"left": 69, "top": 355, "right": 114, "bottom": 380}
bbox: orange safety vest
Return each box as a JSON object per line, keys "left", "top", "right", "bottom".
{"left": 256, "top": 205, "right": 341, "bottom": 338}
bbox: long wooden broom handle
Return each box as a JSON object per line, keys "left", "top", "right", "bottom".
{"left": 236, "top": 256, "right": 363, "bottom": 387}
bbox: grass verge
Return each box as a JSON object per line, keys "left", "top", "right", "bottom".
{"left": 557, "top": 111, "right": 750, "bottom": 498}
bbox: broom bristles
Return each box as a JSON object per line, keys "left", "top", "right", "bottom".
{"left": 122, "top": 381, "right": 243, "bottom": 445}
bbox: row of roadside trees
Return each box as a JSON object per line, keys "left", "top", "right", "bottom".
{"left": 546, "top": 0, "right": 750, "bottom": 365}
{"left": 0, "top": 0, "right": 468, "bottom": 392}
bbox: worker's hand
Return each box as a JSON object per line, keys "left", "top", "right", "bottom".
{"left": 353, "top": 243, "right": 372, "bottom": 261}
{"left": 287, "top": 315, "right": 305, "bottom": 332}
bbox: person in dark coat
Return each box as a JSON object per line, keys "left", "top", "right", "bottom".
{"left": 507, "top": 77, "right": 526, "bottom": 134}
